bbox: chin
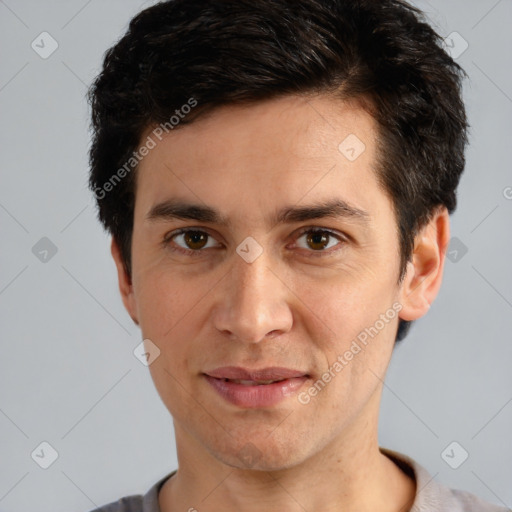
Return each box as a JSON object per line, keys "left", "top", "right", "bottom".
{"left": 209, "top": 438, "right": 309, "bottom": 472}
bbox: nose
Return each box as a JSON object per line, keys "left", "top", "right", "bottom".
{"left": 212, "top": 249, "right": 293, "bottom": 344}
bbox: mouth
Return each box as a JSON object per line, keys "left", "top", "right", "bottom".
{"left": 203, "top": 366, "right": 310, "bottom": 408}
{"left": 216, "top": 378, "right": 290, "bottom": 385}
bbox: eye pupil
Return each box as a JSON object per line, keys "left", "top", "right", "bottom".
{"left": 184, "top": 231, "right": 208, "bottom": 249}
{"left": 307, "top": 231, "right": 329, "bottom": 250}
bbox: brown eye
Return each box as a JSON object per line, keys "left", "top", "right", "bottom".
{"left": 306, "top": 231, "right": 330, "bottom": 251}
{"left": 168, "top": 229, "right": 220, "bottom": 253}
{"left": 183, "top": 230, "right": 208, "bottom": 250}
{"left": 295, "top": 229, "right": 343, "bottom": 252}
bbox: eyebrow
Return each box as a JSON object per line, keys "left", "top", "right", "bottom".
{"left": 146, "top": 198, "right": 370, "bottom": 228}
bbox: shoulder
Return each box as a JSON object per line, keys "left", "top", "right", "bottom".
{"left": 414, "top": 485, "right": 510, "bottom": 512}
{"left": 380, "top": 447, "right": 509, "bottom": 512}
{"left": 87, "top": 470, "right": 176, "bottom": 512}
{"left": 88, "top": 495, "right": 143, "bottom": 512}
{"left": 439, "top": 487, "right": 510, "bottom": 512}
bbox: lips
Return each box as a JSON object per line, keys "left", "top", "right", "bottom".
{"left": 206, "top": 366, "right": 308, "bottom": 381}
{"left": 226, "top": 379, "right": 284, "bottom": 385}
{"left": 204, "top": 366, "right": 309, "bottom": 408}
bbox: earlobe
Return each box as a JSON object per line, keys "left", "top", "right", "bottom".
{"left": 110, "top": 237, "right": 139, "bottom": 325}
{"left": 398, "top": 207, "right": 450, "bottom": 322}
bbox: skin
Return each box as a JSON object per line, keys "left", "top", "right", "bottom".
{"left": 111, "top": 94, "right": 450, "bottom": 511}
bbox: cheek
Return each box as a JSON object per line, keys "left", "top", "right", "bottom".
{"left": 133, "top": 264, "right": 202, "bottom": 340}
{"left": 136, "top": 271, "right": 199, "bottom": 413}
{"left": 298, "top": 282, "right": 398, "bottom": 427}
{"left": 294, "top": 268, "right": 397, "bottom": 337}
{"left": 295, "top": 270, "right": 399, "bottom": 397}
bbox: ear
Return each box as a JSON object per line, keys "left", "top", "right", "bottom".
{"left": 111, "top": 237, "right": 139, "bottom": 325}
{"left": 398, "top": 206, "right": 450, "bottom": 322}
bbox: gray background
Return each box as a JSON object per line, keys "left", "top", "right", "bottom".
{"left": 0, "top": 1, "right": 511, "bottom": 510}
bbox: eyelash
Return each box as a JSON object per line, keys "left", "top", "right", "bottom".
{"left": 163, "top": 227, "right": 349, "bottom": 258}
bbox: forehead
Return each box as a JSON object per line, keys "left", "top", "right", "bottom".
{"left": 134, "top": 94, "right": 388, "bottom": 227}
{"left": 146, "top": 94, "right": 376, "bottom": 162}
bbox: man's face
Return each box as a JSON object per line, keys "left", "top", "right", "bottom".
{"left": 123, "top": 95, "right": 409, "bottom": 470}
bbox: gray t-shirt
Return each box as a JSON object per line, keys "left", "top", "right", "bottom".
{"left": 90, "top": 448, "right": 509, "bottom": 511}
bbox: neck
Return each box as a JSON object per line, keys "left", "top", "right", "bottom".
{"left": 159, "top": 400, "right": 416, "bottom": 512}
